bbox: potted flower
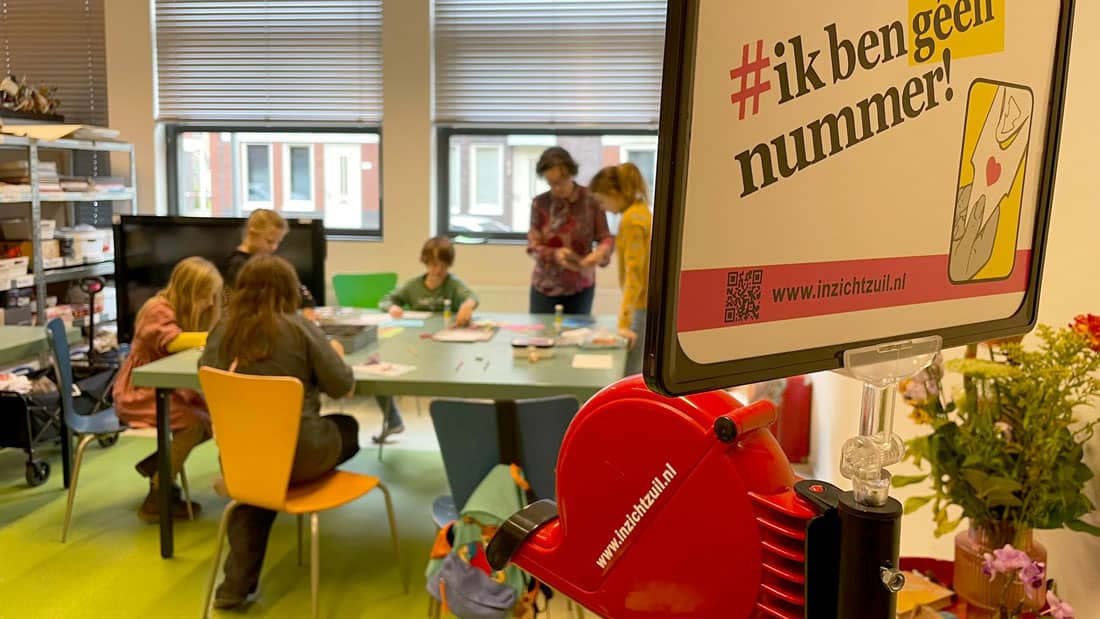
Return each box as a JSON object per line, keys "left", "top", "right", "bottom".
{"left": 895, "top": 315, "right": 1100, "bottom": 618}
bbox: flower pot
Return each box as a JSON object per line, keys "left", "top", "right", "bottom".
{"left": 953, "top": 524, "right": 1047, "bottom": 618}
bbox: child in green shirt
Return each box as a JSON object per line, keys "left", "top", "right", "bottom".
{"left": 380, "top": 236, "right": 479, "bottom": 327}
{"left": 371, "top": 236, "right": 479, "bottom": 444}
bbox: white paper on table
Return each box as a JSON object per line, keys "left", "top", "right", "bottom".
{"left": 432, "top": 328, "right": 494, "bottom": 342}
{"left": 402, "top": 311, "right": 432, "bottom": 320}
{"left": 556, "top": 328, "right": 592, "bottom": 347}
{"left": 354, "top": 362, "right": 416, "bottom": 377}
{"left": 325, "top": 313, "right": 391, "bottom": 326}
{"left": 571, "top": 354, "right": 613, "bottom": 370}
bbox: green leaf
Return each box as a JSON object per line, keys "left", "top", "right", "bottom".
{"left": 962, "top": 454, "right": 985, "bottom": 468}
{"left": 934, "top": 516, "right": 964, "bottom": 538}
{"left": 1066, "top": 519, "right": 1100, "bottom": 537}
{"left": 903, "top": 496, "right": 933, "bottom": 514}
{"left": 1074, "top": 462, "right": 1094, "bottom": 484}
{"left": 984, "top": 490, "right": 1023, "bottom": 508}
{"left": 892, "top": 474, "right": 929, "bottom": 488}
{"left": 962, "top": 469, "right": 990, "bottom": 493}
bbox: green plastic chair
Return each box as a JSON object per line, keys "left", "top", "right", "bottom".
{"left": 332, "top": 273, "right": 398, "bottom": 309}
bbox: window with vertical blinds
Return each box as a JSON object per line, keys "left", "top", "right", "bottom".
{"left": 154, "top": 0, "right": 382, "bottom": 124}
{"left": 0, "top": 0, "right": 108, "bottom": 126}
{"left": 434, "top": 0, "right": 667, "bottom": 126}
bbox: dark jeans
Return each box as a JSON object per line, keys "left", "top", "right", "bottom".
{"left": 376, "top": 395, "right": 403, "bottom": 428}
{"left": 217, "top": 414, "right": 360, "bottom": 598}
{"left": 529, "top": 286, "right": 596, "bottom": 316}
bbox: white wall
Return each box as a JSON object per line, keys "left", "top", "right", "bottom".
{"left": 104, "top": 0, "right": 1098, "bottom": 604}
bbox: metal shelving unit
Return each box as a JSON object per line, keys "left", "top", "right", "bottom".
{"left": 0, "top": 135, "right": 136, "bottom": 323}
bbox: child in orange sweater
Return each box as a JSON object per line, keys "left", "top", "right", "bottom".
{"left": 114, "top": 257, "right": 223, "bottom": 521}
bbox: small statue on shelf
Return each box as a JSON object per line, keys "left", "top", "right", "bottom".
{"left": 0, "top": 74, "right": 61, "bottom": 116}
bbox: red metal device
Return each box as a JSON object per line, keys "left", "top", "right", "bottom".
{"left": 487, "top": 376, "right": 902, "bottom": 618}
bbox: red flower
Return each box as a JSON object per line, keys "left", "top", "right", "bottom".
{"left": 1071, "top": 314, "right": 1100, "bottom": 352}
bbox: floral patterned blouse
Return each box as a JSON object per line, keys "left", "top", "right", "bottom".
{"left": 526, "top": 184, "right": 613, "bottom": 297}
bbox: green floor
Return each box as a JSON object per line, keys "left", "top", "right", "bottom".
{"left": 0, "top": 435, "right": 447, "bottom": 618}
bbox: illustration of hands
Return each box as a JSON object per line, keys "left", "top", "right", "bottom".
{"left": 950, "top": 183, "right": 998, "bottom": 281}
{"left": 950, "top": 84, "right": 1033, "bottom": 282}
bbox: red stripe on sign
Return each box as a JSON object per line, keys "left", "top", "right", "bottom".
{"left": 677, "top": 251, "right": 1031, "bottom": 333}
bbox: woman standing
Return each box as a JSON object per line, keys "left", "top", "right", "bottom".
{"left": 527, "top": 147, "right": 613, "bottom": 315}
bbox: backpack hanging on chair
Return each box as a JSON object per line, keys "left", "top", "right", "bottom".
{"left": 426, "top": 464, "right": 542, "bottom": 619}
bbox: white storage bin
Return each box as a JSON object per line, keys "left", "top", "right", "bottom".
{"left": 59, "top": 228, "right": 107, "bottom": 262}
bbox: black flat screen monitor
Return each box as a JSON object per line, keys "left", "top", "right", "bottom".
{"left": 113, "top": 215, "right": 326, "bottom": 342}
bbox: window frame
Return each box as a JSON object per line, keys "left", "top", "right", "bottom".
{"left": 284, "top": 143, "right": 316, "bottom": 213}
{"left": 165, "top": 124, "right": 384, "bottom": 240}
{"left": 436, "top": 126, "right": 658, "bottom": 243}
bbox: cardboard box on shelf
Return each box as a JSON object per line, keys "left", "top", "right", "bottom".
{"left": 0, "top": 256, "right": 29, "bottom": 275}
{"left": 0, "top": 239, "right": 61, "bottom": 261}
{"left": 46, "top": 305, "right": 75, "bottom": 327}
{"left": 43, "top": 257, "right": 63, "bottom": 269}
{"left": 3, "top": 305, "right": 31, "bottom": 325}
{"left": 0, "top": 218, "right": 55, "bottom": 240}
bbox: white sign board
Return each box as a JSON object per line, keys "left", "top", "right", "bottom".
{"left": 646, "top": 0, "right": 1074, "bottom": 395}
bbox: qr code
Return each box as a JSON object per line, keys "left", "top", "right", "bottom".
{"left": 725, "top": 269, "right": 763, "bottom": 323}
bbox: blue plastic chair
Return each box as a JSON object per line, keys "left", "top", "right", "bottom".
{"left": 428, "top": 396, "right": 579, "bottom": 527}
{"left": 48, "top": 319, "right": 128, "bottom": 541}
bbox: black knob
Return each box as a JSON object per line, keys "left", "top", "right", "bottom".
{"left": 714, "top": 416, "right": 738, "bottom": 443}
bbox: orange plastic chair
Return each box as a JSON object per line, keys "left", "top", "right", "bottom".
{"left": 198, "top": 367, "right": 407, "bottom": 618}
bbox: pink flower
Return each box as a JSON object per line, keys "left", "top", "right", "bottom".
{"left": 981, "top": 545, "right": 1031, "bottom": 580}
{"left": 1043, "top": 590, "right": 1074, "bottom": 619}
{"left": 1019, "top": 560, "right": 1045, "bottom": 596}
{"left": 994, "top": 421, "right": 1014, "bottom": 441}
{"left": 994, "top": 545, "right": 1032, "bottom": 570}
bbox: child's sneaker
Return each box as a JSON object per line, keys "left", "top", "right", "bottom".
{"left": 137, "top": 484, "right": 202, "bottom": 523}
{"left": 371, "top": 422, "right": 405, "bottom": 444}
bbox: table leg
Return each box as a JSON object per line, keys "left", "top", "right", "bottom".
{"left": 156, "top": 388, "right": 174, "bottom": 559}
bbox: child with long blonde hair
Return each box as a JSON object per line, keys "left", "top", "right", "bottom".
{"left": 589, "top": 162, "right": 653, "bottom": 376}
{"left": 223, "top": 209, "right": 317, "bottom": 311}
{"left": 114, "top": 256, "right": 223, "bottom": 522}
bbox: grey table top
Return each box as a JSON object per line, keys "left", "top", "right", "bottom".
{"left": 131, "top": 312, "right": 628, "bottom": 401}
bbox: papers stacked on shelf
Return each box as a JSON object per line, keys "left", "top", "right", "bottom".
{"left": 0, "top": 160, "right": 60, "bottom": 192}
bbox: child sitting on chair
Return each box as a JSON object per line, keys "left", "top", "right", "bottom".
{"left": 114, "top": 256, "right": 222, "bottom": 522}
{"left": 380, "top": 236, "right": 479, "bottom": 326}
{"left": 372, "top": 236, "right": 479, "bottom": 443}
{"left": 200, "top": 255, "right": 359, "bottom": 610}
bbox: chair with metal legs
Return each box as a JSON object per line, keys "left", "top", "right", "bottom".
{"left": 199, "top": 366, "right": 407, "bottom": 619}
{"left": 426, "top": 396, "right": 584, "bottom": 617}
{"left": 48, "top": 319, "right": 195, "bottom": 542}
